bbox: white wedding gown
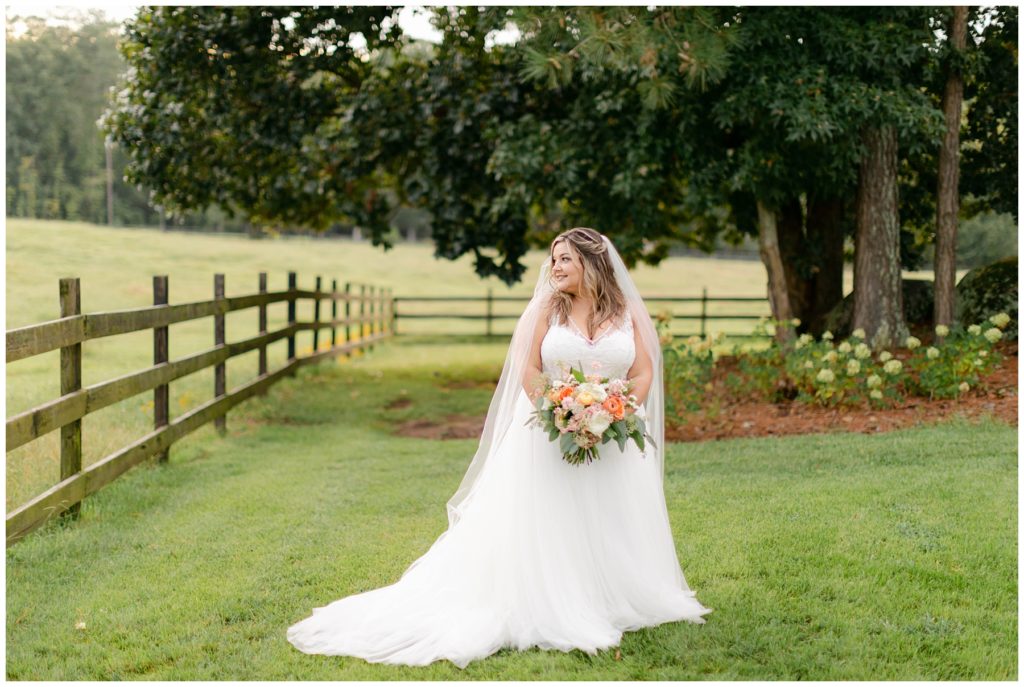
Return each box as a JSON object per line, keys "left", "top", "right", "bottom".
{"left": 287, "top": 314, "right": 713, "bottom": 668}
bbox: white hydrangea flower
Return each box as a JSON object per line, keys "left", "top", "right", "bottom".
{"left": 958, "top": 381, "right": 970, "bottom": 393}
{"left": 905, "top": 336, "right": 921, "bottom": 349}
{"left": 973, "top": 358, "right": 983, "bottom": 367}
{"left": 816, "top": 368, "right": 835, "bottom": 384}
{"left": 869, "top": 389, "right": 883, "bottom": 400}
{"left": 926, "top": 346, "right": 940, "bottom": 360}
{"left": 935, "top": 324, "right": 950, "bottom": 337}
{"left": 866, "top": 374, "right": 882, "bottom": 389}
{"left": 854, "top": 343, "right": 871, "bottom": 359}
{"left": 852, "top": 328, "right": 866, "bottom": 339}
{"left": 989, "top": 312, "right": 1011, "bottom": 328}
{"left": 979, "top": 350, "right": 988, "bottom": 358}
{"left": 822, "top": 330, "right": 834, "bottom": 341}
{"left": 791, "top": 317, "right": 801, "bottom": 326}
{"left": 838, "top": 341, "right": 852, "bottom": 354}
{"left": 823, "top": 350, "right": 838, "bottom": 363}
{"left": 846, "top": 359, "right": 861, "bottom": 375}
{"left": 803, "top": 360, "right": 815, "bottom": 369}
{"left": 799, "top": 333, "right": 814, "bottom": 344}
{"left": 984, "top": 327, "right": 1003, "bottom": 343}
{"left": 794, "top": 339, "right": 805, "bottom": 350}
{"left": 883, "top": 359, "right": 903, "bottom": 375}
{"left": 765, "top": 323, "right": 777, "bottom": 336}
{"left": 879, "top": 351, "right": 892, "bottom": 362}
{"left": 968, "top": 324, "right": 982, "bottom": 335}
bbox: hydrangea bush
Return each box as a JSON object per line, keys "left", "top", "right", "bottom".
{"left": 658, "top": 311, "right": 1012, "bottom": 410}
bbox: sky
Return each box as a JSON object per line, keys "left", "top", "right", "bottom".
{"left": 3, "top": 2, "right": 454, "bottom": 43}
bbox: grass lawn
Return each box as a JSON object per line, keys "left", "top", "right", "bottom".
{"left": 5, "top": 338, "right": 1017, "bottom": 680}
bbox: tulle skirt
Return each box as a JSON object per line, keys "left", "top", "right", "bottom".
{"left": 286, "top": 389, "right": 712, "bottom": 668}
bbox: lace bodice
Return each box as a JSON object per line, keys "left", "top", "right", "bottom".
{"left": 541, "top": 311, "right": 636, "bottom": 382}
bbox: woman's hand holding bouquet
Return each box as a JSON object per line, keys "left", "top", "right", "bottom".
{"left": 525, "top": 365, "right": 656, "bottom": 466}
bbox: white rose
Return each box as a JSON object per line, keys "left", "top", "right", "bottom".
{"left": 575, "top": 382, "right": 607, "bottom": 404}
{"left": 586, "top": 410, "right": 612, "bottom": 436}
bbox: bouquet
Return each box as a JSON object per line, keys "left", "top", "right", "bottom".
{"left": 525, "top": 365, "right": 656, "bottom": 466}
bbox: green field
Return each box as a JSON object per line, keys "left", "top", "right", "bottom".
{"left": 3, "top": 219, "right": 967, "bottom": 508}
{"left": 5, "top": 345, "right": 1017, "bottom": 680}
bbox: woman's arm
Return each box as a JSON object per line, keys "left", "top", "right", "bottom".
{"left": 626, "top": 314, "right": 653, "bottom": 406}
{"left": 522, "top": 308, "right": 550, "bottom": 403}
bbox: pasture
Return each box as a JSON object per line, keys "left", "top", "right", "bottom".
{"left": 5, "top": 340, "right": 1017, "bottom": 680}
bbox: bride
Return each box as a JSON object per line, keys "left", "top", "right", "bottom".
{"left": 287, "top": 227, "right": 713, "bottom": 668}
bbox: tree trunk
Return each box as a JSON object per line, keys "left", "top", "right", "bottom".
{"left": 853, "top": 125, "right": 909, "bottom": 349}
{"left": 805, "top": 195, "right": 846, "bottom": 335}
{"left": 934, "top": 5, "right": 967, "bottom": 335}
{"left": 757, "top": 200, "right": 793, "bottom": 342}
{"left": 777, "top": 196, "right": 810, "bottom": 324}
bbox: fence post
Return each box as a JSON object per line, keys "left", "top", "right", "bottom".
{"left": 287, "top": 271, "right": 297, "bottom": 363}
{"left": 486, "top": 288, "right": 494, "bottom": 337}
{"left": 258, "top": 272, "right": 267, "bottom": 379}
{"left": 59, "top": 277, "right": 82, "bottom": 521}
{"left": 214, "top": 273, "right": 226, "bottom": 436}
{"left": 313, "top": 275, "right": 322, "bottom": 353}
{"left": 390, "top": 289, "right": 397, "bottom": 337}
{"left": 153, "top": 275, "right": 169, "bottom": 463}
{"left": 360, "top": 284, "right": 367, "bottom": 354}
{"left": 344, "top": 282, "right": 352, "bottom": 360}
{"left": 700, "top": 287, "right": 708, "bottom": 338}
{"left": 370, "top": 285, "right": 377, "bottom": 352}
{"left": 331, "top": 278, "right": 338, "bottom": 349}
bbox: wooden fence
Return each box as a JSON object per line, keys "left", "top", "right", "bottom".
{"left": 6, "top": 272, "right": 392, "bottom": 546}
{"left": 392, "top": 287, "right": 770, "bottom": 338}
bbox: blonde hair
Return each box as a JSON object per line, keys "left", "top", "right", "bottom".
{"left": 546, "top": 227, "right": 628, "bottom": 335}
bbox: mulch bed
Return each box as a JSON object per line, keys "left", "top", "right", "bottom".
{"left": 668, "top": 340, "right": 1017, "bottom": 442}
{"left": 393, "top": 341, "right": 1018, "bottom": 443}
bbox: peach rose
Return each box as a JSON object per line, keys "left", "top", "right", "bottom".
{"left": 602, "top": 395, "right": 625, "bottom": 421}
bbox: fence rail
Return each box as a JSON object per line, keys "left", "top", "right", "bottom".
{"left": 392, "top": 288, "right": 771, "bottom": 337}
{"left": 6, "top": 272, "right": 392, "bottom": 546}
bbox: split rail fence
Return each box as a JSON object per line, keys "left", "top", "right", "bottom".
{"left": 392, "top": 287, "right": 770, "bottom": 337}
{"left": 6, "top": 271, "right": 392, "bottom": 546}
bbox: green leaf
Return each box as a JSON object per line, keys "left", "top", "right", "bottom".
{"left": 571, "top": 365, "right": 586, "bottom": 383}
{"left": 559, "top": 431, "right": 577, "bottom": 454}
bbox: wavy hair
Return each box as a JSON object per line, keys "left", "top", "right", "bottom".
{"left": 546, "top": 227, "right": 628, "bottom": 336}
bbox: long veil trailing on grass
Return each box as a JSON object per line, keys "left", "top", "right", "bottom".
{"left": 445, "top": 234, "right": 666, "bottom": 528}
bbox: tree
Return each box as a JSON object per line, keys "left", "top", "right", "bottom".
{"left": 934, "top": 6, "right": 969, "bottom": 333}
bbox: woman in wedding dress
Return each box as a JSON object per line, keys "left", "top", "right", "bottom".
{"left": 287, "top": 227, "right": 713, "bottom": 668}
